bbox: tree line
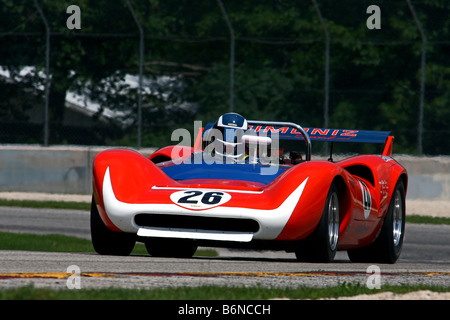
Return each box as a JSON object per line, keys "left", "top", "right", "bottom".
{"left": 0, "top": 0, "right": 449, "bottom": 155}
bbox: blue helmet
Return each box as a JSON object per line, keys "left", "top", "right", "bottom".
{"left": 210, "top": 113, "right": 248, "bottom": 160}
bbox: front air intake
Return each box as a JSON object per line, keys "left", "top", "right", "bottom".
{"left": 134, "top": 214, "right": 259, "bottom": 233}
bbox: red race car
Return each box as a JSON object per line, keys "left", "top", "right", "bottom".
{"left": 91, "top": 113, "right": 407, "bottom": 263}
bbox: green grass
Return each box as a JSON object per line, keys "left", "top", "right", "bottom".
{"left": 0, "top": 231, "right": 149, "bottom": 255}
{"left": 0, "top": 231, "right": 217, "bottom": 257}
{"left": 406, "top": 214, "right": 450, "bottom": 225}
{"left": 0, "top": 232, "right": 96, "bottom": 253}
{"left": 0, "top": 283, "right": 448, "bottom": 300}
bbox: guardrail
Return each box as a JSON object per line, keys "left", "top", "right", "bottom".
{"left": 0, "top": 145, "right": 448, "bottom": 199}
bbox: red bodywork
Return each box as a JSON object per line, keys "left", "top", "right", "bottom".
{"left": 92, "top": 123, "right": 407, "bottom": 252}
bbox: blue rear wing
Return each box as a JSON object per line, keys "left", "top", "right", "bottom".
{"left": 204, "top": 122, "right": 390, "bottom": 144}
{"left": 247, "top": 125, "right": 391, "bottom": 144}
{"left": 202, "top": 122, "right": 394, "bottom": 158}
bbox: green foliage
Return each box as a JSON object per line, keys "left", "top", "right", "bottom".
{"left": 0, "top": 0, "right": 449, "bottom": 154}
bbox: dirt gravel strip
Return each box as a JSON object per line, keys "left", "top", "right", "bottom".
{"left": 406, "top": 199, "right": 450, "bottom": 218}
{"left": 0, "top": 192, "right": 91, "bottom": 203}
{"left": 321, "top": 290, "right": 450, "bottom": 300}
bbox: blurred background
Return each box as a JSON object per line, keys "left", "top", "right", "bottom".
{"left": 0, "top": 0, "right": 449, "bottom": 155}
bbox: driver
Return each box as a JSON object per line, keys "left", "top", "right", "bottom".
{"left": 208, "top": 112, "right": 248, "bottom": 163}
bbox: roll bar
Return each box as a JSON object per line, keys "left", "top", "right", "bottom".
{"left": 247, "top": 120, "right": 312, "bottom": 161}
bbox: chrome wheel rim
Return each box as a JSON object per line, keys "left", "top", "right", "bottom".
{"left": 392, "top": 190, "right": 403, "bottom": 247}
{"left": 328, "top": 193, "right": 339, "bottom": 251}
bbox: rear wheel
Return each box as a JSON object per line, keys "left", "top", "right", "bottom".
{"left": 295, "top": 183, "right": 340, "bottom": 263}
{"left": 347, "top": 180, "right": 405, "bottom": 263}
{"left": 90, "top": 196, "right": 136, "bottom": 256}
{"left": 145, "top": 238, "right": 198, "bottom": 258}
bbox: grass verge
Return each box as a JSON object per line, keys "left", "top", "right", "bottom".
{"left": 0, "top": 283, "right": 448, "bottom": 300}
{"left": 0, "top": 231, "right": 217, "bottom": 257}
{"left": 406, "top": 215, "right": 450, "bottom": 225}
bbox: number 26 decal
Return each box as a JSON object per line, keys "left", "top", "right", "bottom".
{"left": 170, "top": 190, "right": 231, "bottom": 210}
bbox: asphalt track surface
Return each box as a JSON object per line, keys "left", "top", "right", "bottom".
{"left": 0, "top": 206, "right": 449, "bottom": 290}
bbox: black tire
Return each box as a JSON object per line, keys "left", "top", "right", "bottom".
{"left": 90, "top": 196, "right": 136, "bottom": 256}
{"left": 145, "top": 238, "right": 197, "bottom": 258}
{"left": 347, "top": 179, "right": 405, "bottom": 264}
{"left": 295, "top": 183, "right": 340, "bottom": 263}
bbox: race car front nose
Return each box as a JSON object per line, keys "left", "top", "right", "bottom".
{"left": 102, "top": 166, "right": 309, "bottom": 242}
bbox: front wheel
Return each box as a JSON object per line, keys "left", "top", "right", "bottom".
{"left": 348, "top": 179, "right": 405, "bottom": 263}
{"left": 90, "top": 196, "right": 136, "bottom": 256}
{"left": 295, "top": 183, "right": 340, "bottom": 263}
